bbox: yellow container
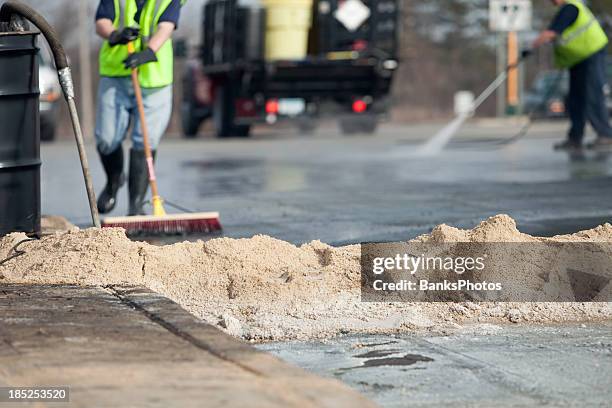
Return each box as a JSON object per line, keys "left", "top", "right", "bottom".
{"left": 263, "top": 0, "right": 313, "bottom": 60}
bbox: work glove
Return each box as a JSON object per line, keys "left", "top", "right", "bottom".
{"left": 108, "top": 27, "right": 140, "bottom": 47}
{"left": 521, "top": 49, "right": 533, "bottom": 59}
{"left": 123, "top": 47, "right": 158, "bottom": 69}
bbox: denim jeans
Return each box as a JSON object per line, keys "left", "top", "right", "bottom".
{"left": 567, "top": 49, "right": 612, "bottom": 142}
{"left": 95, "top": 76, "right": 172, "bottom": 154}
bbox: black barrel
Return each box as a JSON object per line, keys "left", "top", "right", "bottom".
{"left": 0, "top": 30, "right": 41, "bottom": 237}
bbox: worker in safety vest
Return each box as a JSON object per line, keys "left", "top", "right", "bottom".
{"left": 532, "top": 0, "right": 612, "bottom": 151}
{"left": 94, "top": 0, "right": 184, "bottom": 216}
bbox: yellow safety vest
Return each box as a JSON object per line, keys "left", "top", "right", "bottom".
{"left": 554, "top": 0, "right": 608, "bottom": 69}
{"left": 98, "top": 0, "right": 175, "bottom": 88}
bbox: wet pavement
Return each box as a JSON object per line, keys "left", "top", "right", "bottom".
{"left": 258, "top": 322, "right": 612, "bottom": 407}
{"left": 42, "top": 120, "right": 612, "bottom": 244}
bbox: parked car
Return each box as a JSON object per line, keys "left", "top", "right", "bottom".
{"left": 39, "top": 52, "right": 61, "bottom": 141}
{"left": 525, "top": 59, "right": 612, "bottom": 119}
{"left": 524, "top": 71, "right": 569, "bottom": 119}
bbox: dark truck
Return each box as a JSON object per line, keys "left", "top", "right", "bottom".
{"left": 182, "top": 0, "right": 399, "bottom": 138}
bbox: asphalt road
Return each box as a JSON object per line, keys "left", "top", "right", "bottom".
{"left": 41, "top": 120, "right": 612, "bottom": 244}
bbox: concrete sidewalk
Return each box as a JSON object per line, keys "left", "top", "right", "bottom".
{"left": 0, "top": 285, "right": 375, "bottom": 408}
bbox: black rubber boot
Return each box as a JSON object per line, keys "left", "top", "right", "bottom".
{"left": 97, "top": 147, "right": 125, "bottom": 214}
{"left": 128, "top": 149, "right": 156, "bottom": 216}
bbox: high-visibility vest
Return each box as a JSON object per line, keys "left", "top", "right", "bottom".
{"left": 554, "top": 0, "right": 608, "bottom": 69}
{"left": 99, "top": 0, "right": 176, "bottom": 88}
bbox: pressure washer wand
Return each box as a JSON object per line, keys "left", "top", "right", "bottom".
{"left": 417, "top": 51, "right": 534, "bottom": 156}
{"left": 471, "top": 52, "right": 531, "bottom": 114}
{"left": 0, "top": 1, "right": 100, "bottom": 228}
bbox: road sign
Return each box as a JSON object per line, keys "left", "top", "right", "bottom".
{"left": 489, "top": 0, "right": 532, "bottom": 32}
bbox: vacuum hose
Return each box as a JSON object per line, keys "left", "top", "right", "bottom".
{"left": 0, "top": 1, "right": 101, "bottom": 228}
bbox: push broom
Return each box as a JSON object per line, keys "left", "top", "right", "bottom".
{"left": 102, "top": 42, "right": 221, "bottom": 235}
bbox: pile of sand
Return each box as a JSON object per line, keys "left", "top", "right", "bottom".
{"left": 41, "top": 215, "right": 78, "bottom": 234}
{"left": 1, "top": 215, "right": 610, "bottom": 341}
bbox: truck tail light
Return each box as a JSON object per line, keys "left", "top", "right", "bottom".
{"left": 266, "top": 99, "right": 279, "bottom": 114}
{"left": 549, "top": 100, "right": 565, "bottom": 114}
{"left": 352, "top": 99, "right": 368, "bottom": 113}
{"left": 352, "top": 40, "right": 368, "bottom": 51}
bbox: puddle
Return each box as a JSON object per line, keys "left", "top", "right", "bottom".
{"left": 183, "top": 158, "right": 263, "bottom": 171}
{"left": 359, "top": 354, "right": 434, "bottom": 368}
{"left": 354, "top": 349, "right": 402, "bottom": 359}
{"left": 339, "top": 353, "right": 434, "bottom": 372}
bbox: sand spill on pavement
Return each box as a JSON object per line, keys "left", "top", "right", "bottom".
{"left": 1, "top": 215, "right": 610, "bottom": 341}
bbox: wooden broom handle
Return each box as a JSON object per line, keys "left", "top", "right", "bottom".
{"left": 127, "top": 42, "right": 160, "bottom": 199}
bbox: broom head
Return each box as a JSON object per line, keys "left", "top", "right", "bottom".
{"left": 102, "top": 212, "right": 221, "bottom": 235}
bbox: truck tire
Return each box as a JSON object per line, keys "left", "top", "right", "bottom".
{"left": 233, "top": 124, "right": 252, "bottom": 137}
{"left": 213, "top": 84, "right": 251, "bottom": 138}
{"left": 182, "top": 101, "right": 202, "bottom": 138}
{"left": 339, "top": 116, "right": 378, "bottom": 135}
{"left": 181, "top": 70, "right": 201, "bottom": 138}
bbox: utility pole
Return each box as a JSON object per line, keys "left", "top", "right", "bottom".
{"left": 78, "top": 0, "right": 94, "bottom": 138}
